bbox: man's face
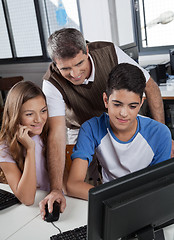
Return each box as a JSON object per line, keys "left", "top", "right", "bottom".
{"left": 103, "top": 89, "right": 143, "bottom": 136}
{"left": 55, "top": 48, "right": 91, "bottom": 85}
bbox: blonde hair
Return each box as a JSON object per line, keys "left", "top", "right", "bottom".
{"left": 0, "top": 81, "right": 48, "bottom": 172}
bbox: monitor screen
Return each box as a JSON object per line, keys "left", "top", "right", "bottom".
{"left": 87, "top": 158, "right": 174, "bottom": 240}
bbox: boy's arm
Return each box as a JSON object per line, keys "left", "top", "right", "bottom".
{"left": 145, "top": 77, "right": 174, "bottom": 157}
{"left": 66, "top": 158, "right": 94, "bottom": 200}
{"left": 151, "top": 125, "right": 172, "bottom": 165}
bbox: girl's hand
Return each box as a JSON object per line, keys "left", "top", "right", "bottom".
{"left": 17, "top": 125, "right": 35, "bottom": 150}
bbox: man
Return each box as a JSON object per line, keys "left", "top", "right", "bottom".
{"left": 39, "top": 28, "right": 165, "bottom": 217}
{"left": 66, "top": 63, "right": 172, "bottom": 200}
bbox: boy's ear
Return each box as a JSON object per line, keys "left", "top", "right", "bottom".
{"left": 140, "top": 97, "right": 144, "bottom": 108}
{"left": 103, "top": 92, "right": 108, "bottom": 108}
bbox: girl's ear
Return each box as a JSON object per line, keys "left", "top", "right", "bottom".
{"left": 103, "top": 92, "right": 108, "bottom": 109}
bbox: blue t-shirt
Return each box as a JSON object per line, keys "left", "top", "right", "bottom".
{"left": 71, "top": 113, "right": 172, "bottom": 183}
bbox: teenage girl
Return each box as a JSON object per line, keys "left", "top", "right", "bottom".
{"left": 0, "top": 81, "right": 50, "bottom": 205}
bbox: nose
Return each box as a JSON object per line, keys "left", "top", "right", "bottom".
{"left": 70, "top": 68, "right": 80, "bottom": 78}
{"left": 120, "top": 106, "right": 128, "bottom": 118}
{"left": 34, "top": 113, "right": 41, "bottom": 123}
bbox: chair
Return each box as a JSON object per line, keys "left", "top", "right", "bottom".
{"left": 0, "top": 76, "right": 24, "bottom": 106}
{"left": 0, "top": 76, "right": 23, "bottom": 120}
{"left": 65, "top": 144, "right": 74, "bottom": 173}
{"left": 63, "top": 144, "right": 74, "bottom": 193}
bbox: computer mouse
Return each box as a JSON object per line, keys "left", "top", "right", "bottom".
{"left": 44, "top": 201, "right": 60, "bottom": 222}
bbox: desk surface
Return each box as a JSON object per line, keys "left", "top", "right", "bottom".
{"left": 0, "top": 183, "right": 87, "bottom": 240}
{"left": 159, "top": 85, "right": 174, "bottom": 99}
{"left": 1, "top": 184, "right": 174, "bottom": 240}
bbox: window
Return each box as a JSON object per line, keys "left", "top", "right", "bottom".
{"left": 7, "top": 0, "right": 42, "bottom": 57}
{"left": 134, "top": 0, "right": 174, "bottom": 54}
{"left": 0, "top": 0, "right": 12, "bottom": 58}
{"left": 41, "top": 0, "right": 81, "bottom": 36}
{"left": 0, "top": 0, "right": 82, "bottom": 63}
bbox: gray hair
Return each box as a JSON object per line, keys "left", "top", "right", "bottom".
{"left": 47, "top": 28, "right": 87, "bottom": 62}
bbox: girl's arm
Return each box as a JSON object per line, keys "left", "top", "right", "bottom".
{"left": 0, "top": 126, "right": 37, "bottom": 205}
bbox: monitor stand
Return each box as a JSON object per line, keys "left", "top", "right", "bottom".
{"left": 136, "top": 226, "right": 165, "bottom": 240}
{"left": 121, "top": 225, "right": 165, "bottom": 240}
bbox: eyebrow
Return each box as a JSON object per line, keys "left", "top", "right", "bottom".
{"left": 75, "top": 60, "right": 84, "bottom": 66}
{"left": 60, "top": 60, "right": 84, "bottom": 70}
{"left": 112, "top": 100, "right": 140, "bottom": 105}
{"left": 23, "top": 106, "right": 47, "bottom": 113}
{"left": 60, "top": 66, "right": 71, "bottom": 71}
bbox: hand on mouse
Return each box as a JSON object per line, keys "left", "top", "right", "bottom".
{"left": 44, "top": 201, "right": 60, "bottom": 222}
{"left": 39, "top": 189, "right": 66, "bottom": 220}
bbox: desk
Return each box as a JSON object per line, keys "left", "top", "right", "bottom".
{"left": 1, "top": 184, "right": 174, "bottom": 240}
{"left": 159, "top": 85, "right": 174, "bottom": 99}
{"left": 0, "top": 184, "right": 87, "bottom": 240}
{"left": 143, "top": 85, "right": 174, "bottom": 99}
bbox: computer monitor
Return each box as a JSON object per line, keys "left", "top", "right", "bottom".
{"left": 120, "top": 42, "right": 139, "bottom": 62}
{"left": 87, "top": 158, "right": 174, "bottom": 240}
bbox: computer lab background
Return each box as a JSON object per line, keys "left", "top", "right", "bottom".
{"left": 0, "top": 0, "right": 174, "bottom": 88}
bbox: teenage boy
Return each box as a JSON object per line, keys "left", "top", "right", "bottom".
{"left": 66, "top": 63, "right": 172, "bottom": 200}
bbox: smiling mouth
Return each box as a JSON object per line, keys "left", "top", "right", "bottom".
{"left": 71, "top": 74, "right": 83, "bottom": 81}
{"left": 31, "top": 124, "right": 42, "bottom": 129}
{"left": 72, "top": 77, "right": 81, "bottom": 81}
{"left": 117, "top": 118, "right": 129, "bottom": 123}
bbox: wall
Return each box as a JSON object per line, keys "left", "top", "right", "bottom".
{"left": 115, "top": 0, "right": 135, "bottom": 46}
{"left": 79, "top": 0, "right": 113, "bottom": 42}
{"left": 0, "top": 0, "right": 114, "bottom": 87}
{"left": 0, "top": 0, "right": 169, "bottom": 85}
{"left": 0, "top": 62, "right": 50, "bottom": 88}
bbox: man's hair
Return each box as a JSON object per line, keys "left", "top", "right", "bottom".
{"left": 47, "top": 28, "right": 87, "bottom": 62}
{"left": 106, "top": 63, "right": 146, "bottom": 100}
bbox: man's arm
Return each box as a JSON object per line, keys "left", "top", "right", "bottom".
{"left": 117, "top": 46, "right": 164, "bottom": 123}
{"left": 67, "top": 158, "right": 94, "bottom": 200}
{"left": 145, "top": 77, "right": 174, "bottom": 157}
{"left": 39, "top": 116, "right": 66, "bottom": 219}
{"left": 47, "top": 116, "right": 66, "bottom": 191}
{"left": 145, "top": 77, "right": 165, "bottom": 124}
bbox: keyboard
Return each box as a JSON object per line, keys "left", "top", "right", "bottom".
{"left": 0, "top": 188, "right": 20, "bottom": 210}
{"left": 50, "top": 225, "right": 87, "bottom": 240}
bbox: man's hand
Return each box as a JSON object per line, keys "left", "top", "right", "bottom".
{"left": 39, "top": 189, "right": 66, "bottom": 220}
{"left": 171, "top": 140, "right": 174, "bottom": 158}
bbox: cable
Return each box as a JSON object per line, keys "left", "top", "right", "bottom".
{"left": 51, "top": 222, "right": 62, "bottom": 234}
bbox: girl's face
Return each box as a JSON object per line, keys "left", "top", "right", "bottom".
{"left": 20, "top": 95, "right": 48, "bottom": 136}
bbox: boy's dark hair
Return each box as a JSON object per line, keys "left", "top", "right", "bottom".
{"left": 106, "top": 63, "right": 146, "bottom": 100}
{"left": 47, "top": 28, "right": 87, "bottom": 62}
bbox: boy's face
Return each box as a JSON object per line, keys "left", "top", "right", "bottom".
{"left": 103, "top": 89, "right": 143, "bottom": 136}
